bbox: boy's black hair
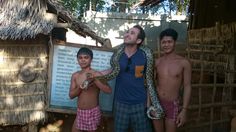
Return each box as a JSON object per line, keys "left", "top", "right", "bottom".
{"left": 133, "top": 25, "right": 146, "bottom": 45}
{"left": 77, "top": 47, "right": 93, "bottom": 59}
{"left": 159, "top": 28, "right": 178, "bottom": 41}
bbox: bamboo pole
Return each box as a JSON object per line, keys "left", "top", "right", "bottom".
{"left": 0, "top": 81, "right": 46, "bottom": 86}
{"left": 191, "top": 59, "right": 227, "bottom": 65}
{"left": 0, "top": 92, "right": 44, "bottom": 97}
{"left": 191, "top": 83, "right": 236, "bottom": 87}
{"left": 188, "top": 101, "right": 236, "bottom": 109}
{"left": 180, "top": 119, "right": 230, "bottom": 130}
{"left": 188, "top": 43, "right": 224, "bottom": 48}
{"left": 0, "top": 44, "right": 45, "bottom": 46}
{"left": 192, "top": 68, "right": 236, "bottom": 73}
{"left": 198, "top": 30, "right": 204, "bottom": 122}
{"left": 210, "top": 56, "right": 217, "bottom": 131}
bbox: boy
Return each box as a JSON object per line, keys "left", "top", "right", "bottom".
{"left": 153, "top": 28, "right": 192, "bottom": 132}
{"left": 69, "top": 47, "right": 112, "bottom": 132}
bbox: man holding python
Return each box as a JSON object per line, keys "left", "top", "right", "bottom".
{"left": 101, "top": 25, "right": 164, "bottom": 132}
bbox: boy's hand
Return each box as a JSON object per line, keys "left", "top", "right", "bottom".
{"left": 87, "top": 73, "right": 94, "bottom": 81}
{"left": 80, "top": 73, "right": 94, "bottom": 90}
{"left": 86, "top": 73, "right": 95, "bottom": 88}
{"left": 176, "top": 109, "right": 187, "bottom": 127}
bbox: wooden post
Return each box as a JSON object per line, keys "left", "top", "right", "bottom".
{"left": 198, "top": 29, "right": 204, "bottom": 123}
{"left": 28, "top": 122, "right": 38, "bottom": 132}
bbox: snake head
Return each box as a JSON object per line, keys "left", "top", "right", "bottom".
{"left": 80, "top": 80, "right": 89, "bottom": 90}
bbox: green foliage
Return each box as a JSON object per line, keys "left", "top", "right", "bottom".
{"left": 60, "top": 0, "right": 80, "bottom": 14}
{"left": 173, "top": 0, "right": 190, "bottom": 14}
{"left": 146, "top": 0, "right": 190, "bottom": 15}
{"left": 127, "top": 0, "right": 138, "bottom": 5}
{"left": 60, "top": 0, "right": 105, "bottom": 18}
{"left": 59, "top": 0, "right": 189, "bottom": 16}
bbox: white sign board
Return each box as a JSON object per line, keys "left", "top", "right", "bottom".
{"left": 48, "top": 44, "right": 115, "bottom": 114}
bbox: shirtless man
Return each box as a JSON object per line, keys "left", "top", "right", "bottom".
{"left": 153, "top": 28, "right": 192, "bottom": 132}
{"left": 69, "top": 47, "right": 112, "bottom": 132}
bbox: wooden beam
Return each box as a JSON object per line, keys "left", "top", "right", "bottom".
{"left": 55, "top": 23, "right": 71, "bottom": 28}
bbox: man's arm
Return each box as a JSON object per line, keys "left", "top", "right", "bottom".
{"left": 149, "top": 58, "right": 159, "bottom": 107}
{"left": 69, "top": 73, "right": 82, "bottom": 99}
{"left": 92, "top": 72, "right": 112, "bottom": 94}
{"left": 100, "top": 68, "right": 112, "bottom": 75}
{"left": 182, "top": 59, "right": 192, "bottom": 110}
{"left": 176, "top": 59, "right": 192, "bottom": 127}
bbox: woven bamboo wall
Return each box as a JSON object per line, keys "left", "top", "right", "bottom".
{"left": 0, "top": 35, "right": 49, "bottom": 125}
{"left": 182, "top": 22, "right": 236, "bottom": 132}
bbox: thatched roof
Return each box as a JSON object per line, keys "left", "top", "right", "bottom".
{"left": 0, "top": 0, "right": 109, "bottom": 46}
{"left": 0, "top": 0, "right": 53, "bottom": 40}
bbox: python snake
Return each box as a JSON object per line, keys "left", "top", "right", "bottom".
{"left": 84, "top": 44, "right": 164, "bottom": 119}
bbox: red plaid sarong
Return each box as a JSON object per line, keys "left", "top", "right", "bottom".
{"left": 76, "top": 106, "right": 101, "bottom": 131}
{"left": 160, "top": 98, "right": 179, "bottom": 121}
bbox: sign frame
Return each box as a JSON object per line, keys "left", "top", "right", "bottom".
{"left": 46, "top": 42, "right": 115, "bottom": 115}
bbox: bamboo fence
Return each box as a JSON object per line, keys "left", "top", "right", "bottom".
{"left": 182, "top": 22, "right": 236, "bottom": 132}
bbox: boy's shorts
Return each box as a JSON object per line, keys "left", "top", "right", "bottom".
{"left": 160, "top": 98, "right": 179, "bottom": 121}
{"left": 76, "top": 106, "right": 101, "bottom": 131}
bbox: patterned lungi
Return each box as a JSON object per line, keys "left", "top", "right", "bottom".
{"left": 76, "top": 106, "right": 101, "bottom": 131}
{"left": 160, "top": 98, "right": 180, "bottom": 121}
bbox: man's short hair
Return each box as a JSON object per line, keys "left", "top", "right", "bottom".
{"left": 133, "top": 25, "right": 146, "bottom": 45}
{"left": 159, "top": 28, "right": 178, "bottom": 41}
{"left": 77, "top": 47, "right": 93, "bottom": 59}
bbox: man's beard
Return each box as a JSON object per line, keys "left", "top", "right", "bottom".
{"left": 124, "top": 42, "right": 134, "bottom": 46}
{"left": 124, "top": 42, "right": 141, "bottom": 47}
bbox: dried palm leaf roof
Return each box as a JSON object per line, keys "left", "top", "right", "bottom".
{"left": 0, "top": 0, "right": 53, "bottom": 40}
{"left": 0, "top": 0, "right": 107, "bottom": 45}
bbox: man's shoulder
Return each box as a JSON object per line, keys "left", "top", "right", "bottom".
{"left": 156, "top": 56, "right": 165, "bottom": 61}
{"left": 72, "top": 71, "right": 81, "bottom": 77}
{"left": 177, "top": 56, "right": 191, "bottom": 67}
{"left": 90, "top": 69, "right": 102, "bottom": 76}
{"left": 155, "top": 56, "right": 165, "bottom": 67}
{"left": 175, "top": 54, "right": 189, "bottom": 61}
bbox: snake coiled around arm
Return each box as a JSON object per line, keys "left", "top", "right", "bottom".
{"left": 96, "top": 44, "right": 164, "bottom": 119}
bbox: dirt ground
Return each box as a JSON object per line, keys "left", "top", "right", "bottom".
{"left": 0, "top": 112, "right": 114, "bottom": 132}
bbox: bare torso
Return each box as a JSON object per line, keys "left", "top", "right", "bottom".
{"left": 155, "top": 54, "right": 186, "bottom": 101}
{"left": 73, "top": 70, "right": 100, "bottom": 109}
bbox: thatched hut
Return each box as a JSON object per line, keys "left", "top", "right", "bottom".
{"left": 138, "top": 0, "right": 236, "bottom": 131}
{"left": 183, "top": 0, "right": 236, "bottom": 132}
{"left": 0, "top": 0, "right": 110, "bottom": 130}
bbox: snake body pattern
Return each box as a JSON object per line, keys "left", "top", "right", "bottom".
{"left": 96, "top": 44, "right": 164, "bottom": 119}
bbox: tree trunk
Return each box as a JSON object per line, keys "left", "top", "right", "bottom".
{"left": 118, "top": 0, "right": 128, "bottom": 12}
